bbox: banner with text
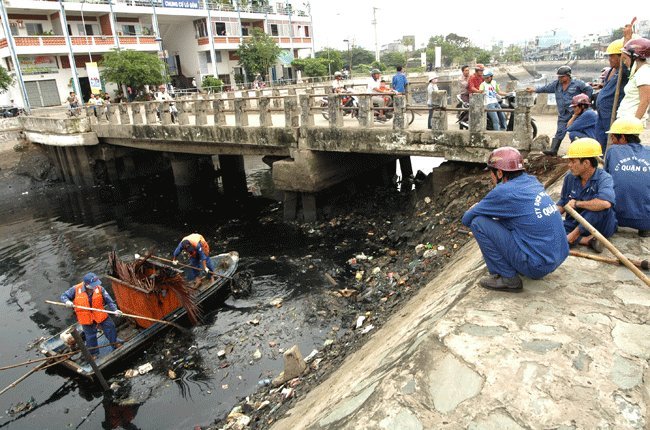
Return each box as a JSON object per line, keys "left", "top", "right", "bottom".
{"left": 162, "top": 0, "right": 199, "bottom": 9}
{"left": 86, "top": 62, "right": 102, "bottom": 94}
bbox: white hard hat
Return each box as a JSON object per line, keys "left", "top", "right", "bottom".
{"left": 428, "top": 73, "right": 438, "bottom": 82}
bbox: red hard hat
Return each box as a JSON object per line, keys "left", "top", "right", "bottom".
{"left": 570, "top": 94, "right": 591, "bottom": 107}
{"left": 486, "top": 147, "right": 524, "bottom": 172}
{"left": 622, "top": 38, "right": 650, "bottom": 60}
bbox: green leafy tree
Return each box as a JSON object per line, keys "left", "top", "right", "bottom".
{"left": 100, "top": 49, "right": 167, "bottom": 91}
{"left": 401, "top": 36, "right": 415, "bottom": 51}
{"left": 236, "top": 28, "right": 281, "bottom": 80}
{"left": 380, "top": 52, "right": 407, "bottom": 69}
{"left": 350, "top": 46, "right": 375, "bottom": 67}
{"left": 315, "top": 48, "right": 344, "bottom": 73}
{"left": 291, "top": 58, "right": 328, "bottom": 77}
{"left": 426, "top": 33, "right": 490, "bottom": 67}
{"left": 501, "top": 45, "right": 523, "bottom": 63}
{"left": 609, "top": 28, "right": 624, "bottom": 42}
{"left": 0, "top": 65, "right": 13, "bottom": 93}
{"left": 202, "top": 76, "right": 223, "bottom": 93}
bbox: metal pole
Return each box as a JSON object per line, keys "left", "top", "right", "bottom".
{"left": 371, "top": 7, "right": 379, "bottom": 62}
{"left": 108, "top": 0, "right": 120, "bottom": 50}
{"left": 150, "top": 0, "right": 167, "bottom": 82}
{"left": 306, "top": 1, "right": 314, "bottom": 59}
{"left": 58, "top": 0, "right": 82, "bottom": 97}
{"left": 235, "top": 0, "right": 246, "bottom": 86}
{"left": 80, "top": 0, "right": 92, "bottom": 62}
{"left": 0, "top": 0, "right": 30, "bottom": 112}
{"left": 205, "top": 1, "right": 218, "bottom": 78}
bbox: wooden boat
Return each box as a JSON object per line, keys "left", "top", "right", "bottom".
{"left": 39, "top": 251, "right": 239, "bottom": 378}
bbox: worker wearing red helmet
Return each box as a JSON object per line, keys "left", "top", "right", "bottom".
{"left": 462, "top": 147, "right": 569, "bottom": 292}
{"left": 567, "top": 93, "right": 598, "bottom": 141}
{"left": 617, "top": 34, "right": 650, "bottom": 126}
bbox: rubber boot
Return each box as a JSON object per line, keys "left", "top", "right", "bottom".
{"left": 543, "top": 138, "right": 561, "bottom": 156}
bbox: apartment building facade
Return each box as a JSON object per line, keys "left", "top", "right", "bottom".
{"left": 0, "top": 0, "right": 314, "bottom": 108}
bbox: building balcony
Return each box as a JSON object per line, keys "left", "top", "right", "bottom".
{"left": 196, "top": 35, "right": 311, "bottom": 48}
{"left": 1, "top": 35, "right": 159, "bottom": 56}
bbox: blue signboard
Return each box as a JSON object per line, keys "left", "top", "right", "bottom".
{"left": 162, "top": 0, "right": 199, "bottom": 9}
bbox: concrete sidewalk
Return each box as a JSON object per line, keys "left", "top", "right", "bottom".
{"left": 271, "top": 178, "right": 650, "bottom": 429}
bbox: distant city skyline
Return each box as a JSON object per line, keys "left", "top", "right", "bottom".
{"left": 308, "top": 0, "right": 646, "bottom": 52}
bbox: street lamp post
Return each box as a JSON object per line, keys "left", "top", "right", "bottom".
{"left": 343, "top": 39, "right": 351, "bottom": 77}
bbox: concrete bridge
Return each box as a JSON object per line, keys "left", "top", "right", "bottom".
{"left": 19, "top": 85, "right": 543, "bottom": 221}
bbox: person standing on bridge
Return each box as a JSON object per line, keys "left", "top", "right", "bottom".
{"left": 391, "top": 65, "right": 409, "bottom": 95}
{"left": 526, "top": 66, "right": 593, "bottom": 156}
{"left": 172, "top": 233, "right": 215, "bottom": 281}
{"left": 462, "top": 147, "right": 569, "bottom": 292}
{"left": 557, "top": 138, "right": 617, "bottom": 253}
{"left": 604, "top": 117, "right": 650, "bottom": 237}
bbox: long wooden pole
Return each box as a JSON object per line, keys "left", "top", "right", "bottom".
{"left": 147, "top": 254, "right": 233, "bottom": 280}
{"left": 0, "top": 362, "right": 48, "bottom": 397}
{"left": 570, "top": 249, "right": 649, "bottom": 270}
{"left": 605, "top": 17, "right": 637, "bottom": 159}
{"left": 71, "top": 329, "right": 110, "bottom": 391}
{"left": 564, "top": 204, "right": 650, "bottom": 287}
{"left": 45, "top": 300, "right": 188, "bottom": 332}
{"left": 0, "top": 342, "right": 124, "bottom": 371}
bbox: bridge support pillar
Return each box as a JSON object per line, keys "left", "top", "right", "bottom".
{"left": 218, "top": 154, "right": 247, "bottom": 196}
{"left": 54, "top": 146, "right": 94, "bottom": 186}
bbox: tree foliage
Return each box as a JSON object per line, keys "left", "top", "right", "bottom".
{"left": 380, "top": 52, "right": 407, "bottom": 69}
{"left": 575, "top": 46, "right": 596, "bottom": 60}
{"left": 236, "top": 29, "right": 281, "bottom": 80}
{"left": 0, "top": 65, "right": 13, "bottom": 93}
{"left": 426, "top": 33, "right": 490, "bottom": 67}
{"left": 350, "top": 46, "right": 375, "bottom": 67}
{"left": 202, "top": 76, "right": 223, "bottom": 92}
{"left": 100, "top": 49, "right": 166, "bottom": 90}
{"left": 315, "top": 48, "right": 344, "bottom": 73}
{"left": 291, "top": 57, "right": 329, "bottom": 77}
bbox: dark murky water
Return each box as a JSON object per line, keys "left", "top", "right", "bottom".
{"left": 0, "top": 158, "right": 349, "bottom": 429}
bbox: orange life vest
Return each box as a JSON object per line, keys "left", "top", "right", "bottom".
{"left": 73, "top": 283, "right": 108, "bottom": 325}
{"left": 182, "top": 233, "right": 210, "bottom": 257}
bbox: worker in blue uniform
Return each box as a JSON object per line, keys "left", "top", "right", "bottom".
{"left": 595, "top": 39, "right": 629, "bottom": 152}
{"left": 566, "top": 94, "right": 598, "bottom": 141}
{"left": 604, "top": 117, "right": 650, "bottom": 237}
{"left": 557, "top": 138, "right": 617, "bottom": 253}
{"left": 527, "top": 66, "right": 593, "bottom": 156}
{"left": 462, "top": 147, "right": 569, "bottom": 292}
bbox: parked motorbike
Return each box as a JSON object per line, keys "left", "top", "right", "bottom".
{"left": 456, "top": 93, "right": 537, "bottom": 138}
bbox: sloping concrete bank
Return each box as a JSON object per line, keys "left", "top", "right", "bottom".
{"left": 271, "top": 178, "right": 650, "bottom": 429}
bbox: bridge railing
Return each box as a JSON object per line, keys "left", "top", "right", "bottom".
{"left": 86, "top": 89, "right": 534, "bottom": 142}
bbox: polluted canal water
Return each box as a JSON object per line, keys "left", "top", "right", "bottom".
{"left": 0, "top": 157, "right": 356, "bottom": 429}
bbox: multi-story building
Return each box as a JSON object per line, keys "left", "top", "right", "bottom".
{"left": 0, "top": 0, "right": 314, "bottom": 108}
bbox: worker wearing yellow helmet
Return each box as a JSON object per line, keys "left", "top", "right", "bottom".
{"left": 594, "top": 38, "right": 630, "bottom": 152}
{"left": 604, "top": 117, "right": 650, "bottom": 237}
{"left": 556, "top": 138, "right": 617, "bottom": 253}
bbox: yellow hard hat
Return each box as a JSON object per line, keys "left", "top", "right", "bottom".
{"left": 605, "top": 38, "right": 624, "bottom": 55}
{"left": 606, "top": 117, "right": 644, "bottom": 135}
{"left": 563, "top": 138, "right": 603, "bottom": 158}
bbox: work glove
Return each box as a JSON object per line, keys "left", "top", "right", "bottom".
{"left": 114, "top": 310, "right": 123, "bottom": 316}
{"left": 65, "top": 300, "right": 74, "bottom": 308}
{"left": 204, "top": 267, "right": 210, "bottom": 274}
{"left": 172, "top": 259, "right": 178, "bottom": 266}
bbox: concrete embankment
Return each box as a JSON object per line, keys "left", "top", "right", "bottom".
{"left": 271, "top": 177, "right": 650, "bottom": 429}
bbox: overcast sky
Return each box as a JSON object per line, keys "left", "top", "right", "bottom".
{"left": 306, "top": 0, "right": 646, "bottom": 52}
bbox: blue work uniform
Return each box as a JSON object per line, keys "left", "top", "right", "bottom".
{"left": 462, "top": 173, "right": 569, "bottom": 279}
{"left": 535, "top": 79, "right": 593, "bottom": 141}
{"left": 567, "top": 109, "right": 598, "bottom": 141}
{"left": 604, "top": 143, "right": 650, "bottom": 231}
{"left": 173, "top": 240, "right": 215, "bottom": 280}
{"left": 391, "top": 72, "right": 408, "bottom": 93}
{"left": 60, "top": 286, "right": 118, "bottom": 351}
{"left": 595, "top": 67, "right": 629, "bottom": 151}
{"left": 557, "top": 168, "right": 617, "bottom": 238}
